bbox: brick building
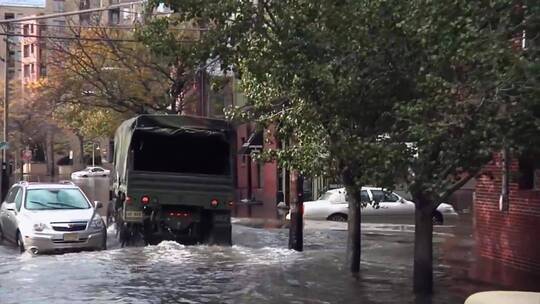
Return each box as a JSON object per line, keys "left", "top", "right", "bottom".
{"left": 474, "top": 152, "right": 540, "bottom": 284}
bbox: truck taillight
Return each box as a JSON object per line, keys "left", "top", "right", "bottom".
{"left": 168, "top": 212, "right": 190, "bottom": 217}
{"left": 228, "top": 201, "right": 234, "bottom": 207}
{"left": 141, "top": 195, "right": 150, "bottom": 205}
{"left": 125, "top": 196, "right": 132, "bottom": 204}
{"left": 211, "top": 199, "right": 219, "bottom": 207}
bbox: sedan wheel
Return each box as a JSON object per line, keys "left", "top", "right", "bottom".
{"left": 327, "top": 214, "right": 348, "bottom": 222}
{"left": 16, "top": 231, "right": 25, "bottom": 253}
{"left": 432, "top": 212, "right": 444, "bottom": 225}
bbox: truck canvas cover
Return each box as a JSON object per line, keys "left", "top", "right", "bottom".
{"left": 113, "top": 115, "right": 233, "bottom": 192}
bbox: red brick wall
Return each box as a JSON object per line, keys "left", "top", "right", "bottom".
{"left": 474, "top": 154, "right": 540, "bottom": 274}
{"left": 234, "top": 124, "right": 279, "bottom": 219}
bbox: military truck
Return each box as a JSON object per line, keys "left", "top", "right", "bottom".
{"left": 111, "top": 115, "right": 235, "bottom": 246}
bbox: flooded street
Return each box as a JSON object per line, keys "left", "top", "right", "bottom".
{"left": 0, "top": 178, "right": 496, "bottom": 304}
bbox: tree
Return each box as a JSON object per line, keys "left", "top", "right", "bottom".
{"left": 52, "top": 103, "right": 125, "bottom": 140}
{"left": 140, "top": 0, "right": 536, "bottom": 295}
{"left": 39, "top": 24, "right": 193, "bottom": 114}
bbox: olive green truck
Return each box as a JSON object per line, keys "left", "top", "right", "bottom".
{"left": 111, "top": 115, "right": 235, "bottom": 245}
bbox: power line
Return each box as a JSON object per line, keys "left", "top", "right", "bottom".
{"left": 0, "top": 32, "right": 197, "bottom": 43}
{"left": 6, "top": 22, "right": 208, "bottom": 32}
{"left": 0, "top": 32, "right": 138, "bottom": 42}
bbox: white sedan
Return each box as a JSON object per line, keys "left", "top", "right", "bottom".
{"left": 288, "top": 187, "right": 457, "bottom": 224}
{"left": 71, "top": 167, "right": 110, "bottom": 179}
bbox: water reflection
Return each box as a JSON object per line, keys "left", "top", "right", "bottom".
{"left": 0, "top": 178, "right": 514, "bottom": 304}
{"left": 0, "top": 221, "right": 486, "bottom": 304}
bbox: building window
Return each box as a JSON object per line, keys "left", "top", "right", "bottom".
{"left": 23, "top": 45, "right": 30, "bottom": 57}
{"left": 53, "top": 20, "right": 66, "bottom": 32}
{"left": 8, "top": 52, "right": 14, "bottom": 68}
{"left": 30, "top": 44, "right": 35, "bottom": 54}
{"left": 40, "top": 65, "right": 47, "bottom": 76}
{"left": 4, "top": 13, "right": 15, "bottom": 20}
{"left": 518, "top": 151, "right": 540, "bottom": 190}
{"left": 30, "top": 63, "right": 35, "bottom": 74}
{"left": 53, "top": 0, "right": 65, "bottom": 13}
{"left": 109, "top": 8, "right": 120, "bottom": 25}
{"left": 79, "top": 0, "right": 90, "bottom": 9}
{"left": 23, "top": 24, "right": 29, "bottom": 35}
{"left": 23, "top": 64, "right": 30, "bottom": 77}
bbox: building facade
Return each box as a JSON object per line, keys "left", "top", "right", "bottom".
{"left": 474, "top": 153, "right": 540, "bottom": 280}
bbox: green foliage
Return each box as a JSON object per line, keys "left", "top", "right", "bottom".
{"left": 37, "top": 28, "right": 176, "bottom": 114}
{"left": 141, "top": 0, "right": 538, "bottom": 207}
{"left": 52, "top": 104, "right": 126, "bottom": 140}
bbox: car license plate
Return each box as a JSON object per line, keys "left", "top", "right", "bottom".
{"left": 63, "top": 233, "right": 79, "bottom": 241}
{"left": 126, "top": 211, "right": 143, "bottom": 219}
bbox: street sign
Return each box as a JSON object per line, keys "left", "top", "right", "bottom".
{"left": 0, "top": 142, "right": 9, "bottom": 150}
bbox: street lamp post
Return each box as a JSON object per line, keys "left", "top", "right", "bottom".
{"left": 91, "top": 142, "right": 101, "bottom": 167}
{"left": 92, "top": 142, "right": 100, "bottom": 167}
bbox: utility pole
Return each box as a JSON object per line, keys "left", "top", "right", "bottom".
{"left": 288, "top": 173, "right": 304, "bottom": 251}
{"left": 1, "top": 24, "right": 10, "bottom": 200}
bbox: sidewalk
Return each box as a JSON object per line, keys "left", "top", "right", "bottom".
{"left": 232, "top": 217, "right": 350, "bottom": 230}
{"left": 232, "top": 217, "right": 288, "bottom": 229}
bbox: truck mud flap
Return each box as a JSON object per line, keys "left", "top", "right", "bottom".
{"left": 203, "top": 210, "right": 232, "bottom": 246}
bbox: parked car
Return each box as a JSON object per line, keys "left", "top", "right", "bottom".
{"left": 0, "top": 181, "right": 106, "bottom": 254}
{"left": 71, "top": 166, "right": 110, "bottom": 179}
{"left": 287, "top": 187, "right": 457, "bottom": 224}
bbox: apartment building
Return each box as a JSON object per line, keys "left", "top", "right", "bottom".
{"left": 0, "top": 2, "right": 46, "bottom": 90}
{"left": 16, "top": 0, "right": 145, "bottom": 92}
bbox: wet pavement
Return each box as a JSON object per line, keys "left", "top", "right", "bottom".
{"left": 0, "top": 177, "right": 502, "bottom": 304}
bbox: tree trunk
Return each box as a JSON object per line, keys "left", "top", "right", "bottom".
{"left": 288, "top": 173, "right": 304, "bottom": 251}
{"left": 343, "top": 168, "right": 361, "bottom": 274}
{"left": 413, "top": 203, "right": 434, "bottom": 294}
{"left": 76, "top": 134, "right": 84, "bottom": 170}
{"left": 347, "top": 193, "right": 361, "bottom": 273}
{"left": 46, "top": 130, "right": 55, "bottom": 177}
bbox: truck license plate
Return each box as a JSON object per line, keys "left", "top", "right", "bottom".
{"left": 126, "top": 211, "right": 143, "bottom": 219}
{"left": 63, "top": 233, "right": 79, "bottom": 241}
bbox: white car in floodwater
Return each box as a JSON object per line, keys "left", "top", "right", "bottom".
{"left": 287, "top": 187, "right": 457, "bottom": 224}
{"left": 0, "top": 181, "right": 106, "bottom": 254}
{"left": 71, "top": 166, "right": 110, "bottom": 179}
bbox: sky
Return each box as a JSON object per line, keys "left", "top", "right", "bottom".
{"left": 0, "top": 0, "right": 45, "bottom": 8}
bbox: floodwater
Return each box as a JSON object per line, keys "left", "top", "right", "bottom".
{"left": 0, "top": 177, "right": 501, "bottom": 304}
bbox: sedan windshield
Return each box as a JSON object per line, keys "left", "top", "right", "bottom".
{"left": 25, "top": 189, "right": 90, "bottom": 210}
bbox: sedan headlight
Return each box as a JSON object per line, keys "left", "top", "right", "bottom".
{"left": 33, "top": 223, "right": 48, "bottom": 232}
{"left": 90, "top": 215, "right": 104, "bottom": 230}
